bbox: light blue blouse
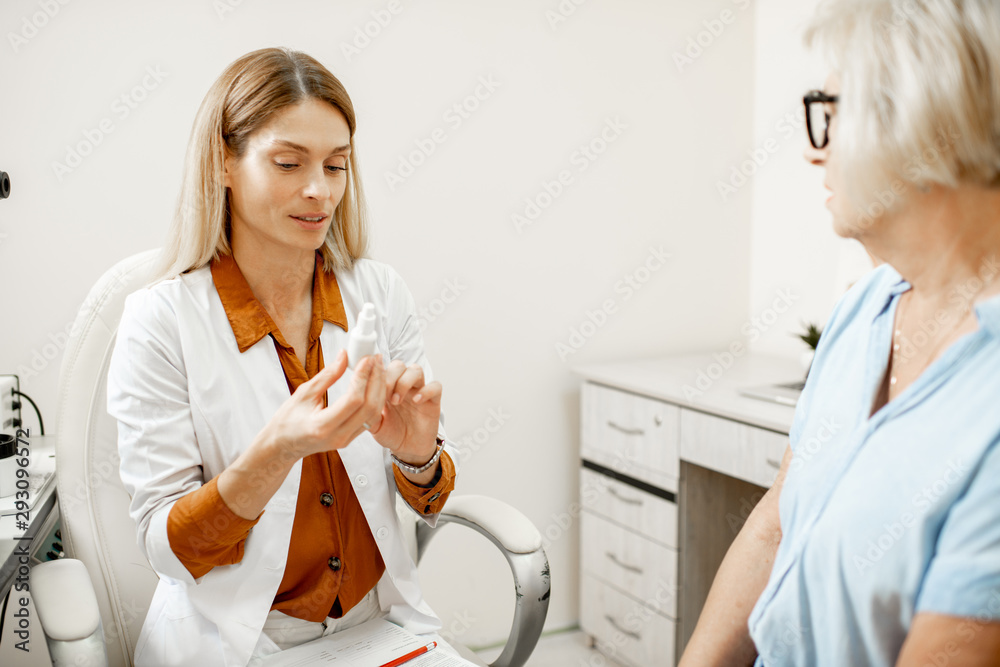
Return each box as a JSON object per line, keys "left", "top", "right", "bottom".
{"left": 748, "top": 263, "right": 1000, "bottom": 666}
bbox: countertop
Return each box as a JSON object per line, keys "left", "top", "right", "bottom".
{"left": 573, "top": 351, "right": 802, "bottom": 434}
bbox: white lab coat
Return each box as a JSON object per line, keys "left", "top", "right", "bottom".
{"left": 107, "top": 258, "right": 457, "bottom": 667}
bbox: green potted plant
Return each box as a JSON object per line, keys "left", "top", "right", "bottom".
{"left": 795, "top": 321, "right": 823, "bottom": 375}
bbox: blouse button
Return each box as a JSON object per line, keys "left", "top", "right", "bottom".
{"left": 376, "top": 527, "right": 389, "bottom": 540}
{"left": 328, "top": 556, "right": 342, "bottom": 571}
{"left": 320, "top": 492, "right": 334, "bottom": 507}
{"left": 356, "top": 475, "right": 368, "bottom": 487}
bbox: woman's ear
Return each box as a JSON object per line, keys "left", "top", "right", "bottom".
{"left": 222, "top": 151, "right": 234, "bottom": 188}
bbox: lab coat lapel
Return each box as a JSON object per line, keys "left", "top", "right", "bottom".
{"left": 238, "top": 338, "right": 302, "bottom": 510}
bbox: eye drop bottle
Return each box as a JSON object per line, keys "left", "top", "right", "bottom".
{"left": 347, "top": 303, "right": 377, "bottom": 369}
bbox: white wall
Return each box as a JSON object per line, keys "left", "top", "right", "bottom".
{"left": 746, "top": 0, "right": 874, "bottom": 360}
{"left": 0, "top": 0, "right": 755, "bottom": 648}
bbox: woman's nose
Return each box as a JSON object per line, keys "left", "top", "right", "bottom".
{"left": 803, "top": 143, "right": 827, "bottom": 167}
{"left": 302, "top": 167, "right": 331, "bottom": 199}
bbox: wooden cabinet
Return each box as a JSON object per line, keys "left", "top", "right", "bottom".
{"left": 576, "top": 355, "right": 797, "bottom": 666}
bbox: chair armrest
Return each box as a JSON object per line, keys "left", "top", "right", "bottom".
{"left": 429, "top": 495, "right": 543, "bottom": 555}
{"left": 32, "top": 559, "right": 108, "bottom": 666}
{"left": 416, "top": 495, "right": 550, "bottom": 667}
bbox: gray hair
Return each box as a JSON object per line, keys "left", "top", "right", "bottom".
{"left": 805, "top": 0, "right": 1000, "bottom": 216}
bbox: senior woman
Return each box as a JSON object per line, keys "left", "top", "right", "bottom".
{"left": 107, "top": 48, "right": 461, "bottom": 666}
{"left": 679, "top": 1, "right": 1000, "bottom": 665}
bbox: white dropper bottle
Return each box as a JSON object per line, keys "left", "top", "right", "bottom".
{"left": 347, "top": 303, "right": 378, "bottom": 369}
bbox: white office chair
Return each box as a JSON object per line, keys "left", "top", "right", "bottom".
{"left": 34, "top": 249, "right": 550, "bottom": 667}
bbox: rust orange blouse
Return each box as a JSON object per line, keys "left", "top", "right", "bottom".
{"left": 165, "top": 251, "right": 455, "bottom": 621}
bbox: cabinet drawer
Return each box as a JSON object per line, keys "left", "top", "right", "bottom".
{"left": 581, "top": 574, "right": 676, "bottom": 667}
{"left": 582, "top": 383, "right": 679, "bottom": 492}
{"left": 679, "top": 409, "right": 787, "bottom": 487}
{"left": 581, "top": 511, "right": 678, "bottom": 619}
{"left": 580, "top": 467, "right": 677, "bottom": 549}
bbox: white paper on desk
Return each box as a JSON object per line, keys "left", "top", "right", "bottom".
{"left": 258, "top": 618, "right": 476, "bottom": 667}
{"left": 404, "top": 651, "right": 478, "bottom": 666}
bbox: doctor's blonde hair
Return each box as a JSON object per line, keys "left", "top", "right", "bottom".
{"left": 805, "top": 0, "right": 1000, "bottom": 214}
{"left": 152, "top": 47, "right": 369, "bottom": 283}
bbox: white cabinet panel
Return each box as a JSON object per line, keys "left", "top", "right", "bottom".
{"left": 580, "top": 574, "right": 676, "bottom": 667}
{"left": 582, "top": 383, "right": 679, "bottom": 492}
{"left": 679, "top": 408, "right": 787, "bottom": 487}
{"left": 580, "top": 467, "right": 677, "bottom": 549}
{"left": 580, "top": 510, "right": 678, "bottom": 619}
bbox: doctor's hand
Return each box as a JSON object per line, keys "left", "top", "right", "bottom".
{"left": 369, "top": 360, "right": 442, "bottom": 466}
{"left": 265, "top": 349, "right": 387, "bottom": 461}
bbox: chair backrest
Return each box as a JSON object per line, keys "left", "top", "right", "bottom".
{"left": 55, "top": 249, "right": 162, "bottom": 667}
{"left": 54, "top": 250, "right": 423, "bottom": 667}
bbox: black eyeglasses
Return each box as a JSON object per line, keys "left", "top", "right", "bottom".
{"left": 803, "top": 90, "right": 839, "bottom": 149}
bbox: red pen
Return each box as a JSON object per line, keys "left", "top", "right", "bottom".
{"left": 378, "top": 641, "right": 437, "bottom": 667}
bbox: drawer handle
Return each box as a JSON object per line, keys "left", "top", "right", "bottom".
{"left": 766, "top": 457, "right": 781, "bottom": 469}
{"left": 608, "top": 488, "right": 643, "bottom": 506}
{"left": 604, "top": 614, "right": 641, "bottom": 641}
{"left": 607, "top": 420, "right": 645, "bottom": 436}
{"left": 605, "top": 551, "right": 644, "bottom": 574}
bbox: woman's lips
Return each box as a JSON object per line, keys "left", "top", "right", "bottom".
{"left": 291, "top": 215, "right": 327, "bottom": 230}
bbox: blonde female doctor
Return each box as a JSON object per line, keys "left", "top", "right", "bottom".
{"left": 107, "top": 48, "right": 460, "bottom": 666}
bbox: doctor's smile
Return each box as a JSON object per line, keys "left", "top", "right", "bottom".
{"left": 6, "top": 0, "right": 1000, "bottom": 666}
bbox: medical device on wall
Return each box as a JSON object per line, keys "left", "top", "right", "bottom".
{"left": 347, "top": 303, "right": 377, "bottom": 369}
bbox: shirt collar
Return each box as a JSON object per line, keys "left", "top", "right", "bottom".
{"left": 210, "top": 251, "right": 348, "bottom": 353}
{"left": 878, "top": 262, "right": 1000, "bottom": 338}
{"left": 974, "top": 294, "right": 1000, "bottom": 338}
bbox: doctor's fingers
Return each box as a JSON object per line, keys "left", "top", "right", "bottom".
{"left": 299, "top": 350, "right": 349, "bottom": 399}
{"left": 322, "top": 357, "right": 384, "bottom": 429}
{"left": 409, "top": 380, "right": 442, "bottom": 406}
{"left": 385, "top": 363, "right": 427, "bottom": 405}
